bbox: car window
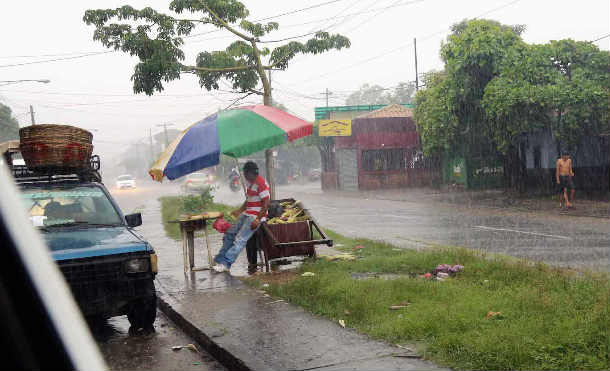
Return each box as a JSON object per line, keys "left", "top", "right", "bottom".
{"left": 21, "top": 186, "right": 122, "bottom": 227}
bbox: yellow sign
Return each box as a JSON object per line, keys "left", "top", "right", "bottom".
{"left": 318, "top": 119, "right": 352, "bottom": 137}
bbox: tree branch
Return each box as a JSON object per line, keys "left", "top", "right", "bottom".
{"left": 203, "top": 3, "right": 254, "bottom": 42}
{"left": 181, "top": 65, "right": 254, "bottom": 72}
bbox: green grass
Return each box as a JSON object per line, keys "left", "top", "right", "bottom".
{"left": 248, "top": 231, "right": 610, "bottom": 371}
{"left": 159, "top": 196, "right": 235, "bottom": 240}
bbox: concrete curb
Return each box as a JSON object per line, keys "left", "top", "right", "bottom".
{"left": 156, "top": 286, "right": 270, "bottom": 371}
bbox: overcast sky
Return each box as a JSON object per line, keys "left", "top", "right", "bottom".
{"left": 1, "top": 0, "right": 608, "bottom": 161}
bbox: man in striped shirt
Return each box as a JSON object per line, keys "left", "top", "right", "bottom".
{"left": 213, "top": 161, "right": 270, "bottom": 273}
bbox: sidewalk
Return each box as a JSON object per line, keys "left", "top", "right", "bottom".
{"left": 140, "top": 199, "right": 446, "bottom": 371}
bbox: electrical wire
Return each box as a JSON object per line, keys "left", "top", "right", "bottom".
{"left": 590, "top": 33, "right": 610, "bottom": 43}
{"left": 0, "top": 51, "right": 114, "bottom": 68}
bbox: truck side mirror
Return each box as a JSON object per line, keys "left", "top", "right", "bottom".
{"left": 125, "top": 213, "right": 142, "bottom": 228}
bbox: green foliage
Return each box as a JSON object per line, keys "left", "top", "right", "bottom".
{"left": 0, "top": 103, "right": 19, "bottom": 142}
{"left": 415, "top": 19, "right": 610, "bottom": 158}
{"left": 83, "top": 1, "right": 350, "bottom": 96}
{"left": 345, "top": 82, "right": 415, "bottom": 105}
{"left": 250, "top": 230, "right": 610, "bottom": 370}
{"left": 483, "top": 40, "right": 610, "bottom": 151}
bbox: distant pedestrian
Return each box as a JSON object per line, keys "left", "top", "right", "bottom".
{"left": 556, "top": 151, "right": 575, "bottom": 208}
{"left": 212, "top": 161, "right": 270, "bottom": 273}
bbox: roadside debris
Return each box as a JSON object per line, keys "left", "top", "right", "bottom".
{"left": 485, "top": 311, "right": 505, "bottom": 320}
{"left": 172, "top": 344, "right": 199, "bottom": 353}
{"left": 344, "top": 309, "right": 351, "bottom": 315}
{"left": 434, "top": 264, "right": 464, "bottom": 275}
{"left": 262, "top": 283, "right": 270, "bottom": 288}
{"left": 265, "top": 299, "right": 284, "bottom": 305}
{"left": 338, "top": 319, "right": 346, "bottom": 328}
{"left": 302, "top": 271, "right": 316, "bottom": 277}
{"left": 318, "top": 253, "right": 357, "bottom": 261}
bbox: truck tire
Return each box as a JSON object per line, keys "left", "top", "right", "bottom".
{"left": 127, "top": 294, "right": 157, "bottom": 330}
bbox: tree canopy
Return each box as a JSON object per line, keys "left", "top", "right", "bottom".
{"left": 0, "top": 103, "right": 20, "bottom": 143}
{"left": 83, "top": 0, "right": 350, "bottom": 103}
{"left": 414, "top": 18, "right": 610, "bottom": 157}
{"left": 345, "top": 82, "right": 415, "bottom": 106}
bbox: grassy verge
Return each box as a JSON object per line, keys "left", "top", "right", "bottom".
{"left": 160, "top": 195, "right": 235, "bottom": 240}
{"left": 246, "top": 231, "right": 610, "bottom": 371}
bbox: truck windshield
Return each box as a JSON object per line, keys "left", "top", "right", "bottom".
{"left": 21, "top": 186, "right": 123, "bottom": 228}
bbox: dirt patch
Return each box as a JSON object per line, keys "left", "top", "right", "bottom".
{"left": 242, "top": 271, "right": 297, "bottom": 286}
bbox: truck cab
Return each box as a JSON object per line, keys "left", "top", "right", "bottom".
{"left": 13, "top": 161, "right": 157, "bottom": 330}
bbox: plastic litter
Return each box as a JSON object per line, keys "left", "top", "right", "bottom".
{"left": 434, "top": 264, "right": 465, "bottom": 275}
{"left": 485, "top": 311, "right": 505, "bottom": 320}
{"left": 193, "top": 361, "right": 201, "bottom": 365}
{"left": 302, "top": 272, "right": 316, "bottom": 277}
{"left": 423, "top": 272, "right": 432, "bottom": 278}
{"left": 338, "top": 319, "right": 346, "bottom": 328}
{"left": 437, "top": 272, "right": 450, "bottom": 279}
{"left": 318, "top": 253, "right": 356, "bottom": 261}
{"left": 262, "top": 283, "right": 270, "bottom": 288}
{"left": 172, "top": 344, "right": 199, "bottom": 353}
{"left": 344, "top": 309, "right": 351, "bottom": 315}
{"left": 212, "top": 217, "right": 232, "bottom": 234}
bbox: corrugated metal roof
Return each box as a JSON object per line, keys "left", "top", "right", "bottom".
{"left": 356, "top": 104, "right": 413, "bottom": 118}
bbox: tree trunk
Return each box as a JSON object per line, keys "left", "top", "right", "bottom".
{"left": 252, "top": 40, "right": 276, "bottom": 200}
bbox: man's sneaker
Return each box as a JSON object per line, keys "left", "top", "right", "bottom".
{"left": 212, "top": 264, "right": 229, "bottom": 273}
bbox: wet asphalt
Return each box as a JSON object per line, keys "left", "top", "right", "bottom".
{"left": 92, "top": 311, "right": 225, "bottom": 371}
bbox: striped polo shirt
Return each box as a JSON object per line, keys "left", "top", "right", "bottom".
{"left": 245, "top": 175, "right": 270, "bottom": 218}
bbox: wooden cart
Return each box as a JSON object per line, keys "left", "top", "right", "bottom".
{"left": 254, "top": 198, "right": 332, "bottom": 272}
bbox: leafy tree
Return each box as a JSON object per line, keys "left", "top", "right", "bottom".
{"left": 83, "top": 0, "right": 350, "bottom": 195}
{"left": 0, "top": 103, "right": 20, "bottom": 143}
{"left": 345, "top": 82, "right": 415, "bottom": 105}
{"left": 483, "top": 39, "right": 610, "bottom": 152}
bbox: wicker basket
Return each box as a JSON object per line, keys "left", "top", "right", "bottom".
{"left": 19, "top": 124, "right": 93, "bottom": 172}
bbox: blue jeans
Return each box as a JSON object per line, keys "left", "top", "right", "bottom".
{"left": 214, "top": 214, "right": 258, "bottom": 268}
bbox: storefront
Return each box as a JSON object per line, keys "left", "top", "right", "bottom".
{"left": 318, "top": 104, "right": 421, "bottom": 191}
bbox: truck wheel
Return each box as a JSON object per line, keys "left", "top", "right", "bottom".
{"left": 127, "top": 294, "right": 157, "bottom": 330}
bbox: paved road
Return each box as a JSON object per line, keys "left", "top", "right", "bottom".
{"left": 111, "top": 180, "right": 608, "bottom": 272}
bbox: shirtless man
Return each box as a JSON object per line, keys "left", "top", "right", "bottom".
{"left": 556, "top": 152, "right": 575, "bottom": 208}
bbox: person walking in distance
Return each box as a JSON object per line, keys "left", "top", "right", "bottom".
{"left": 556, "top": 151, "right": 575, "bottom": 209}
{"left": 212, "top": 161, "right": 270, "bottom": 273}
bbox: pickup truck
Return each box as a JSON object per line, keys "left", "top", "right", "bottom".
{"left": 17, "top": 174, "right": 157, "bottom": 330}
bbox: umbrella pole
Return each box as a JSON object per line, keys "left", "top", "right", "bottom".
{"left": 234, "top": 158, "right": 247, "bottom": 196}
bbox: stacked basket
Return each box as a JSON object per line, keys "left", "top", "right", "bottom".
{"left": 19, "top": 124, "right": 93, "bottom": 173}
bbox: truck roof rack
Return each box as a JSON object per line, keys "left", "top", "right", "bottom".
{"left": 11, "top": 155, "right": 102, "bottom": 185}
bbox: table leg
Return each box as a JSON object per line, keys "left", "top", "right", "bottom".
{"left": 181, "top": 229, "right": 187, "bottom": 273}
{"left": 187, "top": 230, "right": 195, "bottom": 269}
{"left": 204, "top": 222, "right": 213, "bottom": 268}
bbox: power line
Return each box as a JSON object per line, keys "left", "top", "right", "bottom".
{"left": 590, "top": 33, "right": 610, "bottom": 43}
{"left": 0, "top": 50, "right": 112, "bottom": 59}
{"left": 0, "top": 51, "right": 114, "bottom": 68}
{"left": 293, "top": 0, "right": 524, "bottom": 85}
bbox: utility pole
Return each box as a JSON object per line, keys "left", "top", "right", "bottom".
{"left": 29, "top": 105, "right": 36, "bottom": 125}
{"left": 149, "top": 128, "right": 154, "bottom": 163}
{"left": 156, "top": 123, "right": 174, "bottom": 148}
{"left": 414, "top": 38, "right": 419, "bottom": 91}
{"left": 321, "top": 88, "right": 333, "bottom": 107}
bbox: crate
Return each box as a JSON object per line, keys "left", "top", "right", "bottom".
{"left": 255, "top": 198, "right": 332, "bottom": 272}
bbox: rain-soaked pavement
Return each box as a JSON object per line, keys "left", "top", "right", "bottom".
{"left": 92, "top": 311, "right": 225, "bottom": 371}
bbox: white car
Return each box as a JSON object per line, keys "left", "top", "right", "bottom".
{"left": 116, "top": 174, "right": 136, "bottom": 189}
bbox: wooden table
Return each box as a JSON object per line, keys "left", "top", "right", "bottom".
{"left": 169, "top": 212, "right": 222, "bottom": 272}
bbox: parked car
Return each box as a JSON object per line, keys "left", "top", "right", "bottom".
{"left": 182, "top": 171, "right": 215, "bottom": 192}
{"left": 16, "top": 169, "right": 158, "bottom": 330}
{"left": 116, "top": 174, "right": 136, "bottom": 189}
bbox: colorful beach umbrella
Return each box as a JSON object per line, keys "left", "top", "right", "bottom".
{"left": 149, "top": 105, "right": 313, "bottom": 181}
